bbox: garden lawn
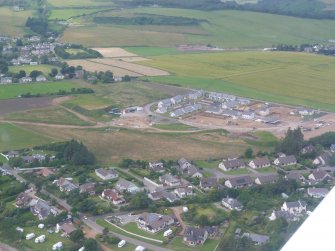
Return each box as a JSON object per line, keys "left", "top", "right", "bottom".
{"left": 194, "top": 160, "right": 221, "bottom": 169}
{"left": 8, "top": 65, "right": 57, "bottom": 75}
{"left": 222, "top": 168, "right": 252, "bottom": 175}
{"left": 122, "top": 222, "right": 166, "bottom": 241}
{"left": 256, "top": 166, "right": 277, "bottom": 173}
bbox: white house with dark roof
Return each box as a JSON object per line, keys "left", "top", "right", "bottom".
{"left": 249, "top": 157, "right": 271, "bottom": 169}
{"left": 219, "top": 158, "right": 245, "bottom": 171}
{"left": 183, "top": 227, "right": 208, "bottom": 246}
{"left": 313, "top": 152, "right": 331, "bottom": 166}
{"left": 243, "top": 232, "right": 269, "bottom": 245}
{"left": 225, "top": 176, "right": 253, "bottom": 189}
{"left": 95, "top": 168, "right": 118, "bottom": 180}
{"left": 137, "top": 213, "right": 175, "bottom": 233}
{"left": 159, "top": 174, "right": 181, "bottom": 187}
{"left": 174, "top": 187, "right": 193, "bottom": 198}
{"left": 254, "top": 174, "right": 278, "bottom": 185}
{"left": 273, "top": 155, "right": 297, "bottom": 166}
{"left": 116, "top": 179, "right": 139, "bottom": 193}
{"left": 148, "top": 162, "right": 165, "bottom": 173}
{"left": 308, "top": 169, "right": 332, "bottom": 182}
{"left": 285, "top": 172, "right": 306, "bottom": 183}
{"left": 281, "top": 200, "right": 307, "bottom": 215}
{"left": 36, "top": 75, "right": 47, "bottom": 82}
{"left": 55, "top": 73, "right": 64, "bottom": 80}
{"left": 178, "top": 158, "right": 191, "bottom": 170}
{"left": 200, "top": 178, "right": 220, "bottom": 191}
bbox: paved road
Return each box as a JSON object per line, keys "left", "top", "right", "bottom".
{"left": 83, "top": 217, "right": 172, "bottom": 251}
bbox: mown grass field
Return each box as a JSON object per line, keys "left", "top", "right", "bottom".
{"left": 5, "top": 106, "right": 94, "bottom": 126}
{"left": 49, "top": 8, "right": 107, "bottom": 20}
{"left": 0, "top": 123, "right": 56, "bottom": 151}
{"left": 9, "top": 65, "right": 57, "bottom": 75}
{"left": 62, "top": 8, "right": 335, "bottom": 48}
{"left": 0, "top": 7, "right": 31, "bottom": 36}
{"left": 141, "top": 51, "right": 335, "bottom": 111}
{"left": 0, "top": 81, "right": 78, "bottom": 100}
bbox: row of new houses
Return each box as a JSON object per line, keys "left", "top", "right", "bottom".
{"left": 0, "top": 73, "right": 64, "bottom": 84}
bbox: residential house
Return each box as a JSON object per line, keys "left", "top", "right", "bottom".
{"left": 222, "top": 197, "right": 243, "bottom": 211}
{"left": 178, "top": 158, "right": 192, "bottom": 171}
{"left": 56, "top": 178, "right": 78, "bottom": 193}
{"left": 307, "top": 187, "right": 329, "bottom": 198}
{"left": 222, "top": 100, "right": 239, "bottom": 110}
{"left": 281, "top": 200, "right": 307, "bottom": 214}
{"left": 148, "top": 162, "right": 165, "bottom": 173}
{"left": 116, "top": 178, "right": 139, "bottom": 193}
{"left": 330, "top": 144, "right": 335, "bottom": 153}
{"left": 0, "top": 77, "right": 12, "bottom": 84}
{"left": 298, "top": 108, "right": 314, "bottom": 116}
{"left": 222, "top": 109, "right": 240, "bottom": 119}
{"left": 170, "top": 109, "right": 184, "bottom": 118}
{"left": 225, "top": 176, "right": 253, "bottom": 189}
{"left": 55, "top": 73, "right": 64, "bottom": 80}
{"left": 170, "top": 95, "right": 183, "bottom": 105}
{"left": 205, "top": 105, "right": 222, "bottom": 115}
{"left": 200, "top": 178, "right": 221, "bottom": 191}
{"left": 313, "top": 152, "right": 331, "bottom": 166}
{"left": 273, "top": 155, "right": 297, "bottom": 166}
{"left": 30, "top": 199, "right": 58, "bottom": 220}
{"left": 56, "top": 221, "right": 76, "bottom": 237}
{"left": 159, "top": 174, "right": 181, "bottom": 187}
{"left": 183, "top": 227, "right": 208, "bottom": 246}
{"left": 300, "top": 145, "right": 315, "bottom": 155}
{"left": 75, "top": 70, "right": 84, "bottom": 79}
{"left": 257, "top": 107, "right": 270, "bottom": 116}
{"left": 137, "top": 213, "right": 175, "bottom": 233}
{"left": 95, "top": 168, "right": 118, "bottom": 180}
{"left": 219, "top": 158, "right": 245, "bottom": 171}
{"left": 36, "top": 75, "right": 47, "bottom": 82}
{"left": 243, "top": 233, "right": 269, "bottom": 245}
{"left": 19, "top": 76, "right": 32, "bottom": 84}
{"left": 156, "top": 106, "right": 167, "bottom": 114}
{"left": 79, "top": 183, "right": 96, "bottom": 195}
{"left": 7, "top": 150, "right": 19, "bottom": 159}
{"left": 249, "top": 157, "right": 271, "bottom": 169}
{"left": 102, "top": 189, "right": 125, "bottom": 205}
{"left": 185, "top": 165, "right": 203, "bottom": 178}
{"left": 285, "top": 172, "right": 306, "bottom": 183}
{"left": 36, "top": 168, "right": 54, "bottom": 177}
{"left": 174, "top": 187, "right": 193, "bottom": 198}
{"left": 148, "top": 191, "right": 179, "bottom": 203}
{"left": 308, "top": 169, "right": 332, "bottom": 183}
{"left": 188, "top": 90, "right": 203, "bottom": 100}
{"left": 158, "top": 99, "right": 172, "bottom": 108}
{"left": 254, "top": 174, "right": 278, "bottom": 185}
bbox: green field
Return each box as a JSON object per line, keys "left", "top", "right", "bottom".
{"left": 0, "top": 81, "right": 78, "bottom": 100}
{"left": 193, "top": 160, "right": 221, "bottom": 169}
{"left": 62, "top": 8, "right": 335, "bottom": 47}
{"left": 153, "top": 123, "right": 199, "bottom": 131}
{"left": 141, "top": 51, "right": 335, "bottom": 111}
{"left": 47, "top": 0, "right": 114, "bottom": 7}
{"left": 0, "top": 123, "right": 56, "bottom": 151}
{"left": 0, "top": 7, "right": 32, "bottom": 37}
{"left": 5, "top": 106, "right": 94, "bottom": 126}
{"left": 124, "top": 47, "right": 182, "bottom": 57}
{"left": 9, "top": 65, "right": 57, "bottom": 75}
{"left": 64, "top": 94, "right": 113, "bottom": 109}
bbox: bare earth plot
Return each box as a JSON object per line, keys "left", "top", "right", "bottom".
{"left": 93, "top": 47, "right": 138, "bottom": 58}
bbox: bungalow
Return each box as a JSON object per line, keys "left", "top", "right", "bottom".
{"left": 269, "top": 210, "right": 298, "bottom": 222}
{"left": 102, "top": 189, "right": 125, "bottom": 205}
{"left": 205, "top": 105, "right": 222, "bottom": 115}
{"left": 285, "top": 172, "right": 306, "bottom": 183}
{"left": 257, "top": 107, "right": 270, "bottom": 116}
{"left": 116, "top": 178, "right": 140, "bottom": 193}
{"left": 148, "top": 162, "right": 165, "bottom": 173}
{"left": 188, "top": 90, "right": 203, "bottom": 100}
{"left": 148, "top": 191, "right": 178, "bottom": 203}
{"left": 55, "top": 73, "right": 64, "bottom": 80}
{"left": 298, "top": 108, "right": 314, "bottom": 116}
{"left": 222, "top": 109, "right": 240, "bottom": 119}
{"left": 19, "top": 76, "right": 32, "bottom": 84}
{"left": 170, "top": 95, "right": 184, "bottom": 105}
{"left": 183, "top": 227, "right": 208, "bottom": 246}
{"left": 222, "top": 100, "right": 239, "bottom": 110}
{"left": 219, "top": 159, "right": 245, "bottom": 171}
{"left": 330, "top": 144, "right": 335, "bottom": 153}
{"left": 170, "top": 109, "right": 184, "bottom": 118}
{"left": 36, "top": 75, "right": 47, "bottom": 82}
{"left": 174, "top": 187, "right": 193, "bottom": 198}
{"left": 222, "top": 197, "right": 243, "bottom": 211}
{"left": 281, "top": 200, "right": 307, "bottom": 214}
{"left": 56, "top": 178, "right": 78, "bottom": 193}
{"left": 243, "top": 233, "right": 269, "bottom": 245}
{"left": 249, "top": 157, "right": 271, "bottom": 169}
{"left": 225, "top": 176, "right": 253, "bottom": 189}
{"left": 7, "top": 150, "right": 19, "bottom": 159}
{"left": 159, "top": 174, "right": 181, "bottom": 187}
{"left": 158, "top": 99, "right": 172, "bottom": 108}
{"left": 254, "top": 174, "right": 278, "bottom": 185}
{"left": 178, "top": 158, "right": 192, "bottom": 171}
{"left": 308, "top": 169, "right": 332, "bottom": 182}
{"left": 200, "top": 178, "right": 220, "bottom": 191}
{"left": 30, "top": 199, "right": 59, "bottom": 220}
{"left": 313, "top": 152, "right": 331, "bottom": 166}
{"left": 79, "top": 183, "right": 96, "bottom": 195}
{"left": 273, "top": 155, "right": 297, "bottom": 166}
{"left": 137, "top": 213, "right": 175, "bottom": 233}
{"left": 0, "top": 77, "right": 12, "bottom": 84}
{"left": 156, "top": 106, "right": 167, "bottom": 114}
{"left": 307, "top": 187, "right": 329, "bottom": 198}
{"left": 56, "top": 221, "right": 76, "bottom": 237}
{"left": 95, "top": 168, "right": 118, "bottom": 180}
{"left": 189, "top": 165, "right": 203, "bottom": 178}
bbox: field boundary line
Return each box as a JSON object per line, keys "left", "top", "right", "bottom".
{"left": 0, "top": 153, "right": 9, "bottom": 161}
{"left": 103, "top": 219, "right": 163, "bottom": 243}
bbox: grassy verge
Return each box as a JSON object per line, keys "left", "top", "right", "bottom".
{"left": 153, "top": 123, "right": 199, "bottom": 131}
{"left": 256, "top": 166, "right": 277, "bottom": 173}
{"left": 222, "top": 168, "right": 252, "bottom": 175}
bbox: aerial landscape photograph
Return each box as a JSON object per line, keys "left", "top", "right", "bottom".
{"left": 0, "top": 0, "right": 335, "bottom": 250}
